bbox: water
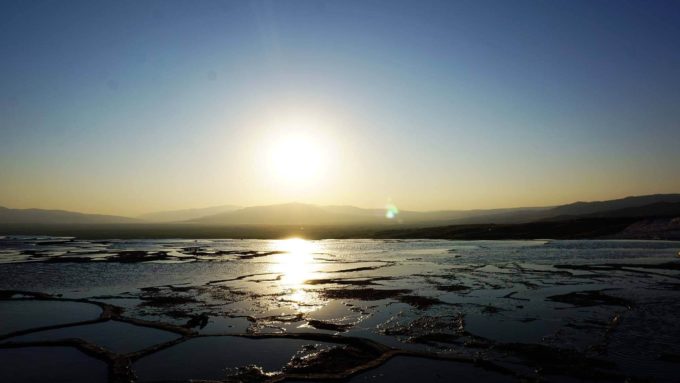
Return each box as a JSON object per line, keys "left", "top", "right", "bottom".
{"left": 1, "top": 237, "right": 679, "bottom": 382}
{"left": 0, "top": 347, "right": 108, "bottom": 383}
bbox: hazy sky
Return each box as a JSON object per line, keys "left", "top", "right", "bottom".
{"left": 1, "top": 0, "right": 679, "bottom": 216}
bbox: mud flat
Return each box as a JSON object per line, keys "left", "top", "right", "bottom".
{"left": 1, "top": 237, "right": 680, "bottom": 382}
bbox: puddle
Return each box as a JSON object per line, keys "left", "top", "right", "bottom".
{"left": 0, "top": 347, "right": 108, "bottom": 383}
{"left": 133, "top": 336, "right": 334, "bottom": 381}
{"left": 199, "top": 316, "right": 251, "bottom": 334}
{"left": 346, "top": 356, "right": 513, "bottom": 382}
{"left": 464, "top": 314, "right": 558, "bottom": 343}
{"left": 6, "top": 320, "right": 179, "bottom": 353}
{"left": 0, "top": 300, "right": 101, "bottom": 335}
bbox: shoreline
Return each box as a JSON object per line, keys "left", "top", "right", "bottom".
{"left": 1, "top": 216, "right": 679, "bottom": 240}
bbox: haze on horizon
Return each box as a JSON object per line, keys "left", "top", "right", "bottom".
{"left": 1, "top": 0, "right": 680, "bottom": 217}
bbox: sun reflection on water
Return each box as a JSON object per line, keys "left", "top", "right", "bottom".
{"left": 269, "top": 238, "right": 324, "bottom": 310}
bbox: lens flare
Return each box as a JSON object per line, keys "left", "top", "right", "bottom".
{"left": 385, "top": 203, "right": 399, "bottom": 219}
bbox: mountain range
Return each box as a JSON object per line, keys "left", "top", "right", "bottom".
{"left": 1, "top": 194, "right": 679, "bottom": 226}
{"left": 0, "top": 206, "right": 138, "bottom": 224}
{"left": 138, "top": 205, "right": 240, "bottom": 222}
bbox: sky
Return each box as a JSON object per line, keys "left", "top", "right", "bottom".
{"left": 1, "top": 0, "right": 679, "bottom": 216}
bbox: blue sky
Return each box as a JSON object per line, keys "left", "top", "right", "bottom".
{"left": 1, "top": 0, "right": 679, "bottom": 215}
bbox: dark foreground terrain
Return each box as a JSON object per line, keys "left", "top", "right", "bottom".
{"left": 1, "top": 237, "right": 680, "bottom": 382}
{"left": 1, "top": 216, "right": 679, "bottom": 240}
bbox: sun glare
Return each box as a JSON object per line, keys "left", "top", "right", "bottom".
{"left": 271, "top": 238, "right": 319, "bottom": 286}
{"left": 254, "top": 111, "right": 340, "bottom": 192}
{"left": 269, "top": 238, "right": 323, "bottom": 311}
{"left": 269, "top": 134, "right": 325, "bottom": 184}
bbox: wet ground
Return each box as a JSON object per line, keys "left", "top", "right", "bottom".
{"left": 1, "top": 237, "right": 680, "bottom": 382}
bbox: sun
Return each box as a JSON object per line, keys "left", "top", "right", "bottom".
{"left": 256, "top": 112, "right": 337, "bottom": 189}
{"left": 269, "top": 133, "right": 326, "bottom": 184}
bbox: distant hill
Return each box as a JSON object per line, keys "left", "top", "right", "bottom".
{"left": 373, "top": 197, "right": 680, "bottom": 241}
{"left": 583, "top": 201, "right": 680, "bottom": 218}
{"left": 139, "top": 205, "right": 240, "bottom": 222}
{"left": 545, "top": 194, "right": 680, "bottom": 217}
{"left": 190, "top": 202, "right": 531, "bottom": 226}
{"left": 193, "top": 203, "right": 379, "bottom": 225}
{"left": 189, "top": 195, "right": 680, "bottom": 226}
{"left": 458, "top": 194, "right": 680, "bottom": 224}
{"left": 391, "top": 206, "right": 550, "bottom": 224}
{"left": 0, "top": 206, "right": 137, "bottom": 224}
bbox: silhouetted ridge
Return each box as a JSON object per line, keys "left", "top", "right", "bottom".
{"left": 0, "top": 206, "right": 137, "bottom": 224}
